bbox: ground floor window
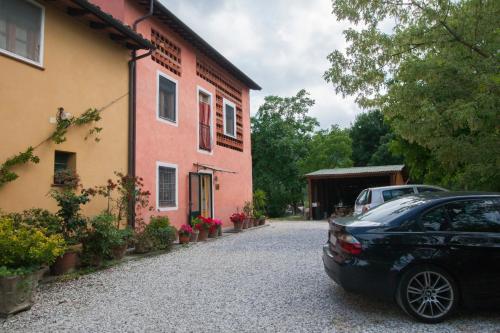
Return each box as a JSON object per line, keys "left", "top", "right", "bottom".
{"left": 157, "top": 162, "right": 177, "bottom": 210}
{"left": 53, "top": 151, "right": 75, "bottom": 186}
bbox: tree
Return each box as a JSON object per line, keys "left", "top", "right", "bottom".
{"left": 325, "top": 0, "right": 500, "bottom": 190}
{"left": 299, "top": 125, "right": 353, "bottom": 174}
{"left": 251, "top": 90, "right": 318, "bottom": 217}
{"left": 350, "top": 110, "right": 403, "bottom": 166}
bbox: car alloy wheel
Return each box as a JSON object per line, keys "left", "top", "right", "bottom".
{"left": 397, "top": 266, "right": 458, "bottom": 323}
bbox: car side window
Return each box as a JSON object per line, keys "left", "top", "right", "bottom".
{"left": 446, "top": 199, "right": 500, "bottom": 233}
{"left": 420, "top": 206, "right": 449, "bottom": 231}
{"left": 356, "top": 190, "right": 368, "bottom": 205}
{"left": 383, "top": 188, "right": 414, "bottom": 202}
{"left": 417, "top": 187, "right": 441, "bottom": 193}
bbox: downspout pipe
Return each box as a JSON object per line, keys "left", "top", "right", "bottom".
{"left": 127, "top": 0, "right": 155, "bottom": 229}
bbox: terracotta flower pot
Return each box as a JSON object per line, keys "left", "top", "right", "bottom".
{"left": 252, "top": 218, "right": 259, "bottom": 227}
{"left": 111, "top": 243, "right": 128, "bottom": 260}
{"left": 179, "top": 234, "right": 190, "bottom": 244}
{"left": 242, "top": 219, "right": 248, "bottom": 229}
{"left": 0, "top": 269, "right": 43, "bottom": 317}
{"left": 198, "top": 228, "right": 209, "bottom": 241}
{"left": 218, "top": 225, "right": 223, "bottom": 236}
{"left": 208, "top": 228, "right": 218, "bottom": 238}
{"left": 190, "top": 230, "right": 199, "bottom": 243}
{"left": 50, "top": 244, "right": 82, "bottom": 276}
{"left": 233, "top": 221, "right": 242, "bottom": 232}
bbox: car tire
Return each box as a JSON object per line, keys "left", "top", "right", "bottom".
{"left": 396, "top": 265, "right": 459, "bottom": 323}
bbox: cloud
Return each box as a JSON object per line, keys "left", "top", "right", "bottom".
{"left": 161, "top": 0, "right": 363, "bottom": 128}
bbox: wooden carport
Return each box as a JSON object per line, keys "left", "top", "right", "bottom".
{"left": 306, "top": 165, "right": 406, "bottom": 220}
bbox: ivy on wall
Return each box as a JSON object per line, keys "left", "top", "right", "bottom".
{"left": 0, "top": 107, "right": 103, "bottom": 189}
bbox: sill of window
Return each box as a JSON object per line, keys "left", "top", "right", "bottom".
{"left": 0, "top": 52, "right": 45, "bottom": 71}
{"left": 51, "top": 183, "right": 67, "bottom": 188}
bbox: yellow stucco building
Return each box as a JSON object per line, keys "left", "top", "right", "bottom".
{"left": 0, "top": 0, "right": 152, "bottom": 215}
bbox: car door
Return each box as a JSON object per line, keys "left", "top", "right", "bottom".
{"left": 440, "top": 199, "right": 500, "bottom": 304}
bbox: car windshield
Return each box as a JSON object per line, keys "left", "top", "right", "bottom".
{"left": 358, "top": 195, "right": 429, "bottom": 223}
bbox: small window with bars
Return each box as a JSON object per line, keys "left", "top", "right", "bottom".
{"left": 158, "top": 73, "right": 177, "bottom": 124}
{"left": 158, "top": 164, "right": 177, "bottom": 209}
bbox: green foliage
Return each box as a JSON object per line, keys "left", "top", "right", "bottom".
{"left": 243, "top": 201, "right": 254, "bottom": 217}
{"left": 81, "top": 213, "right": 121, "bottom": 263}
{"left": 350, "top": 110, "right": 403, "bottom": 166}
{"left": 251, "top": 90, "right": 319, "bottom": 217}
{"left": 299, "top": 125, "right": 353, "bottom": 173}
{"left": 0, "top": 216, "right": 65, "bottom": 274}
{"left": 253, "top": 190, "right": 267, "bottom": 217}
{"left": 7, "top": 208, "right": 63, "bottom": 237}
{"left": 0, "top": 147, "right": 39, "bottom": 188}
{"left": 51, "top": 108, "right": 102, "bottom": 144}
{"left": 325, "top": 0, "right": 500, "bottom": 190}
{"left": 135, "top": 216, "right": 176, "bottom": 253}
{"left": 50, "top": 187, "right": 90, "bottom": 243}
{"left": 85, "top": 172, "right": 153, "bottom": 226}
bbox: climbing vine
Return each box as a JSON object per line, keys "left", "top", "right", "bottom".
{"left": 51, "top": 107, "right": 102, "bottom": 144}
{"left": 0, "top": 107, "right": 103, "bottom": 189}
{"left": 0, "top": 147, "right": 40, "bottom": 187}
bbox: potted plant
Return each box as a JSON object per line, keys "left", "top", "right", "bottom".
{"left": 243, "top": 201, "right": 254, "bottom": 228}
{"left": 81, "top": 213, "right": 122, "bottom": 267}
{"left": 208, "top": 218, "right": 221, "bottom": 238}
{"left": 135, "top": 216, "right": 176, "bottom": 253}
{"left": 230, "top": 212, "right": 245, "bottom": 232}
{"left": 0, "top": 216, "right": 65, "bottom": 317}
{"left": 253, "top": 190, "right": 267, "bottom": 226}
{"left": 214, "top": 218, "right": 223, "bottom": 237}
{"left": 178, "top": 224, "right": 192, "bottom": 244}
{"left": 48, "top": 173, "right": 91, "bottom": 274}
{"left": 194, "top": 216, "right": 211, "bottom": 241}
{"left": 110, "top": 227, "right": 133, "bottom": 260}
{"left": 189, "top": 218, "right": 200, "bottom": 243}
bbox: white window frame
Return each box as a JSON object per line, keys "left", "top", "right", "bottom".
{"left": 156, "top": 161, "right": 178, "bottom": 211}
{"left": 0, "top": 0, "right": 45, "bottom": 68}
{"left": 156, "top": 70, "right": 178, "bottom": 127}
{"left": 197, "top": 86, "right": 214, "bottom": 155}
{"left": 222, "top": 98, "right": 237, "bottom": 138}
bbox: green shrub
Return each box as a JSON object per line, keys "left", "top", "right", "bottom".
{"left": 81, "top": 213, "right": 121, "bottom": 263}
{"left": 135, "top": 216, "right": 176, "bottom": 253}
{"left": 0, "top": 217, "right": 65, "bottom": 276}
{"left": 50, "top": 188, "right": 90, "bottom": 244}
{"left": 7, "top": 208, "right": 63, "bottom": 237}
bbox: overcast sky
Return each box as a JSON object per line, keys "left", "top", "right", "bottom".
{"left": 161, "top": 0, "right": 362, "bottom": 128}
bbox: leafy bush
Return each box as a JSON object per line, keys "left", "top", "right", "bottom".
{"left": 135, "top": 216, "right": 176, "bottom": 253}
{"left": 7, "top": 208, "right": 63, "bottom": 237}
{"left": 0, "top": 217, "right": 65, "bottom": 276}
{"left": 50, "top": 188, "right": 90, "bottom": 244}
{"left": 81, "top": 213, "right": 121, "bottom": 263}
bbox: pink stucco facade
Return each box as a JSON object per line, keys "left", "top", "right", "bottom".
{"left": 91, "top": 0, "right": 256, "bottom": 229}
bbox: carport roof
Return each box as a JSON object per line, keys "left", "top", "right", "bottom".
{"left": 305, "top": 165, "right": 405, "bottom": 178}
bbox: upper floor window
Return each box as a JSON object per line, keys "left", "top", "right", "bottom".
{"left": 198, "top": 90, "right": 212, "bottom": 152}
{"left": 223, "top": 98, "right": 236, "bottom": 138}
{"left": 157, "top": 72, "right": 177, "bottom": 124}
{"left": 0, "top": 0, "right": 44, "bottom": 66}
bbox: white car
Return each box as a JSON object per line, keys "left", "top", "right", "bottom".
{"left": 353, "top": 184, "right": 447, "bottom": 215}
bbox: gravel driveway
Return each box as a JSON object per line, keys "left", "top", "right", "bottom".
{"left": 2, "top": 221, "right": 499, "bottom": 332}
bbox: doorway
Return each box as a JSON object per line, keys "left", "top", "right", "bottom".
{"left": 189, "top": 172, "right": 213, "bottom": 223}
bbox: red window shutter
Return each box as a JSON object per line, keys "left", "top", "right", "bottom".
{"left": 199, "top": 102, "right": 211, "bottom": 151}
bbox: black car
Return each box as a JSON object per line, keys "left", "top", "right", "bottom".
{"left": 322, "top": 192, "right": 500, "bottom": 323}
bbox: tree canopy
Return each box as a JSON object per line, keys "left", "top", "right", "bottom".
{"left": 350, "top": 110, "right": 403, "bottom": 166}
{"left": 251, "top": 90, "right": 318, "bottom": 217}
{"left": 325, "top": 0, "right": 500, "bottom": 190}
